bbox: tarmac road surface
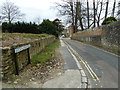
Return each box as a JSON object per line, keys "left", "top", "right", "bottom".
{"left": 63, "top": 38, "right": 119, "bottom": 88}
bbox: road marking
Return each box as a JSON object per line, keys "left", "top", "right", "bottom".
{"left": 84, "top": 61, "right": 99, "bottom": 81}
{"left": 67, "top": 46, "right": 82, "bottom": 70}
{"left": 64, "top": 40, "right": 100, "bottom": 81}
{"left": 65, "top": 44, "right": 89, "bottom": 88}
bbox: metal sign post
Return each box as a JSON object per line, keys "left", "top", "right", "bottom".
{"left": 12, "top": 44, "right": 31, "bottom": 75}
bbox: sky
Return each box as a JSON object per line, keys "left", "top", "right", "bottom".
{"left": 0, "top": 0, "right": 63, "bottom": 23}
{"left": 0, "top": 0, "right": 119, "bottom": 24}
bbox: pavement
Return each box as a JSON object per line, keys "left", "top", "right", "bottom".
{"left": 43, "top": 70, "right": 81, "bottom": 88}
{"left": 42, "top": 39, "right": 87, "bottom": 88}
{"left": 1, "top": 38, "right": 87, "bottom": 88}
{"left": 63, "top": 38, "right": 119, "bottom": 88}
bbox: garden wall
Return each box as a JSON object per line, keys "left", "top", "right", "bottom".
{"left": 72, "top": 21, "right": 120, "bottom": 49}
{"left": 1, "top": 36, "right": 55, "bottom": 81}
{"left": 101, "top": 21, "right": 120, "bottom": 48}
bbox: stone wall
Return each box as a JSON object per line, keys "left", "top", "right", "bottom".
{"left": 72, "top": 21, "right": 120, "bottom": 48}
{"left": 101, "top": 21, "right": 120, "bottom": 47}
{"left": 72, "top": 35, "right": 101, "bottom": 45}
{"left": 1, "top": 36, "right": 55, "bottom": 81}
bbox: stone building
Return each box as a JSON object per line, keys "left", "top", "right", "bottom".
{"left": 67, "top": 25, "right": 74, "bottom": 38}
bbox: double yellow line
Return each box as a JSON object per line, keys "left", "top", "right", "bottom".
{"left": 64, "top": 40, "right": 100, "bottom": 81}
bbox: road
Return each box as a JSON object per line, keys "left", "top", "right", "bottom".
{"left": 63, "top": 38, "right": 119, "bottom": 88}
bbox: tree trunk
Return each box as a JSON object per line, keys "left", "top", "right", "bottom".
{"left": 77, "top": 1, "right": 84, "bottom": 30}
{"left": 105, "top": 0, "right": 109, "bottom": 19}
{"left": 97, "top": 1, "right": 103, "bottom": 27}
{"left": 112, "top": 0, "right": 116, "bottom": 17}
{"left": 93, "top": 0, "right": 96, "bottom": 27}
{"left": 8, "top": 13, "right": 11, "bottom": 23}
{"left": 87, "top": 0, "right": 90, "bottom": 29}
{"left": 70, "top": 1, "right": 75, "bottom": 33}
{"left": 75, "top": 2, "right": 78, "bottom": 32}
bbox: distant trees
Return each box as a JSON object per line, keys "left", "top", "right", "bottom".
{"left": 2, "top": 22, "right": 38, "bottom": 33}
{"left": 56, "top": 1, "right": 84, "bottom": 32}
{"left": 52, "top": 18, "right": 64, "bottom": 37}
{"left": 1, "top": 0, "right": 25, "bottom": 23}
{"left": 56, "top": 0, "right": 118, "bottom": 31}
{"left": 55, "top": 1, "right": 75, "bottom": 27}
{"left": 39, "top": 19, "right": 64, "bottom": 37}
{"left": 2, "top": 18, "right": 64, "bottom": 37}
{"left": 39, "top": 19, "right": 56, "bottom": 35}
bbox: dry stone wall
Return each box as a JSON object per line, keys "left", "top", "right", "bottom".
{"left": 1, "top": 36, "right": 55, "bottom": 81}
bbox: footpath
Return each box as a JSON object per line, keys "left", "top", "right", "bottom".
{"left": 42, "top": 39, "right": 81, "bottom": 88}
{"left": 1, "top": 38, "right": 88, "bottom": 88}
{"left": 42, "top": 39, "right": 87, "bottom": 88}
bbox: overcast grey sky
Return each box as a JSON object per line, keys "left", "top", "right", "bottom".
{"left": 0, "top": 0, "right": 119, "bottom": 23}
{"left": 0, "top": 0, "right": 62, "bottom": 22}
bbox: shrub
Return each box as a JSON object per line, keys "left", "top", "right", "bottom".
{"left": 102, "top": 17, "right": 117, "bottom": 25}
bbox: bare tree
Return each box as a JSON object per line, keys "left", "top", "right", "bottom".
{"left": 55, "top": 0, "right": 77, "bottom": 32}
{"left": 70, "top": 1, "right": 74, "bottom": 26}
{"left": 118, "top": 1, "right": 120, "bottom": 15}
{"left": 111, "top": 0, "right": 116, "bottom": 17}
{"left": 74, "top": 2, "right": 78, "bottom": 32}
{"left": 96, "top": 0, "right": 104, "bottom": 27}
{"left": 56, "top": 0, "right": 118, "bottom": 30}
{"left": 117, "top": 1, "right": 120, "bottom": 19}
{"left": 105, "top": 0, "right": 109, "bottom": 19}
{"left": 76, "top": 1, "right": 84, "bottom": 30}
{"left": 1, "top": 1, "right": 25, "bottom": 23}
{"left": 87, "top": 0, "right": 90, "bottom": 28}
{"left": 93, "top": 0, "right": 96, "bottom": 27}
{"left": 55, "top": 1, "right": 73, "bottom": 23}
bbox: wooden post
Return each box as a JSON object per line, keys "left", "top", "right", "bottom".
{"left": 12, "top": 46, "right": 19, "bottom": 75}
{"left": 27, "top": 48, "right": 31, "bottom": 64}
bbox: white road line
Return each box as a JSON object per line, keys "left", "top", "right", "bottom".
{"left": 62, "top": 40, "right": 89, "bottom": 88}
{"left": 67, "top": 46, "right": 82, "bottom": 70}
{"left": 64, "top": 40, "right": 100, "bottom": 81}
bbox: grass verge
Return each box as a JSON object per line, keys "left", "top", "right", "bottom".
{"left": 2, "top": 33, "right": 53, "bottom": 40}
{"left": 31, "top": 39, "right": 60, "bottom": 65}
